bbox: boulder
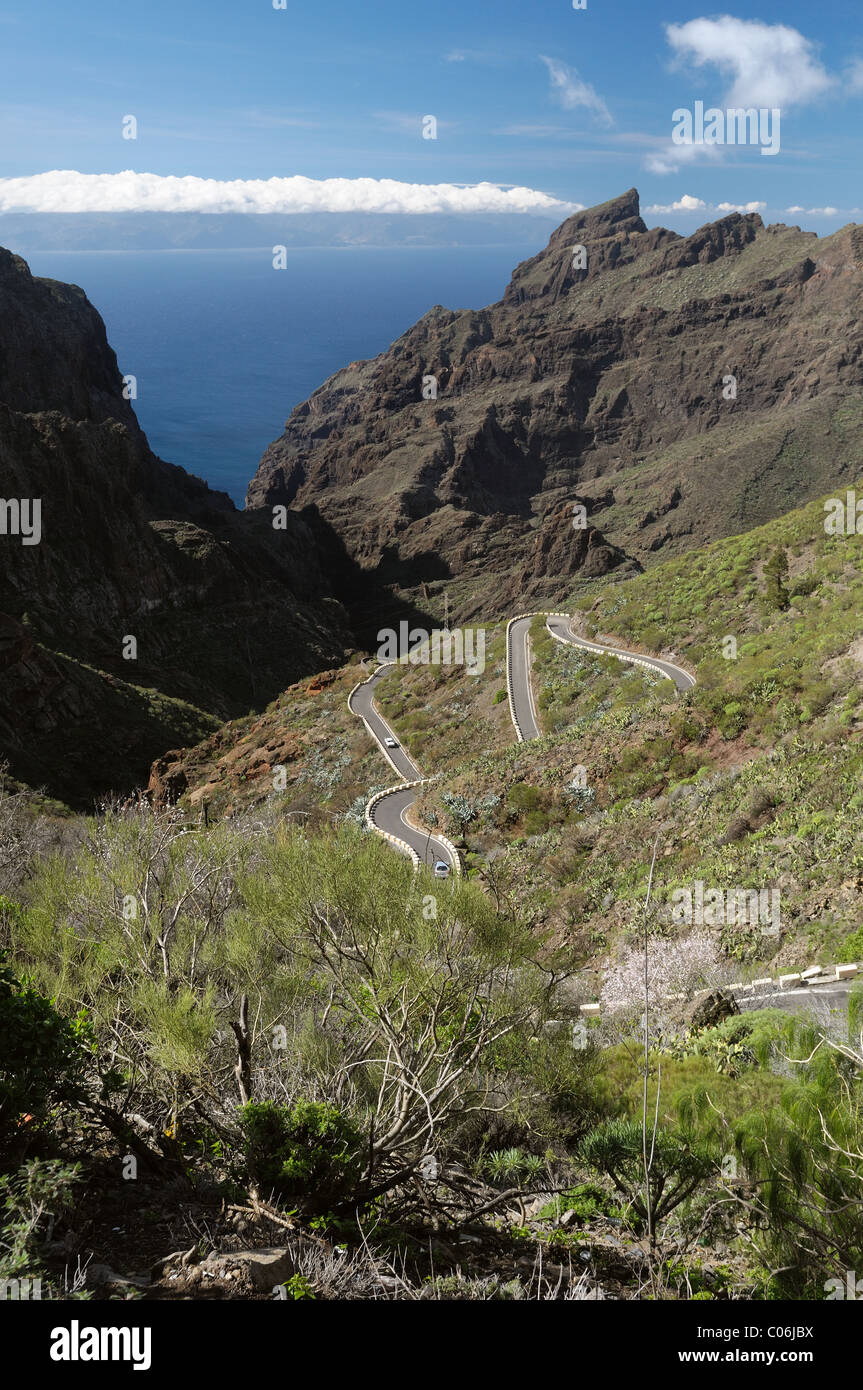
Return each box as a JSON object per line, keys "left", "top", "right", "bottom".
{"left": 199, "top": 1246, "right": 298, "bottom": 1293}
{"left": 684, "top": 989, "right": 739, "bottom": 1031}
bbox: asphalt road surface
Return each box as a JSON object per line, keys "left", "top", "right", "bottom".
{"left": 507, "top": 616, "right": 542, "bottom": 740}
{"left": 349, "top": 664, "right": 455, "bottom": 871}
{"left": 738, "top": 978, "right": 855, "bottom": 1022}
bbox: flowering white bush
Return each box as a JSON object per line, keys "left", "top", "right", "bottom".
{"left": 600, "top": 930, "right": 724, "bottom": 1020}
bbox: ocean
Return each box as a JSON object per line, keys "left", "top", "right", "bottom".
{"left": 22, "top": 245, "right": 539, "bottom": 507}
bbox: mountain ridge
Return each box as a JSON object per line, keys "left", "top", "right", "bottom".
{"left": 246, "top": 188, "right": 863, "bottom": 628}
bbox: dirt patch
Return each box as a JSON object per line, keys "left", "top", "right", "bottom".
{"left": 695, "top": 729, "right": 761, "bottom": 772}
{"left": 822, "top": 635, "right": 863, "bottom": 679}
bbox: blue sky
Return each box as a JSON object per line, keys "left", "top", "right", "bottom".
{"left": 1, "top": 0, "right": 862, "bottom": 230}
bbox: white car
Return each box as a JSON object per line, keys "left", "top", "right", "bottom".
{"left": 434, "top": 861, "right": 450, "bottom": 879}
{"left": 384, "top": 736, "right": 398, "bottom": 749}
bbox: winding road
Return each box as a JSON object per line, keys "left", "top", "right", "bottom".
{"left": 349, "top": 614, "right": 858, "bottom": 1014}
{"left": 506, "top": 615, "right": 543, "bottom": 741}
{"left": 507, "top": 612, "right": 695, "bottom": 744}
{"left": 545, "top": 617, "right": 696, "bottom": 692}
{"left": 351, "top": 611, "right": 694, "bottom": 870}
{"left": 349, "top": 662, "right": 456, "bottom": 870}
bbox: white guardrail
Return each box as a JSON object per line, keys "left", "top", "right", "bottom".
{"left": 505, "top": 612, "right": 570, "bottom": 743}
{"left": 364, "top": 780, "right": 426, "bottom": 869}
{"left": 578, "top": 963, "right": 861, "bottom": 1015}
{"left": 348, "top": 675, "right": 463, "bottom": 877}
{"left": 546, "top": 616, "right": 682, "bottom": 684}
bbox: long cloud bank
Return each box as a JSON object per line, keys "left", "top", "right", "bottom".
{"left": 0, "top": 170, "right": 579, "bottom": 217}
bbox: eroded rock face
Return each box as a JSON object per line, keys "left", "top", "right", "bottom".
{"left": 0, "top": 250, "right": 350, "bottom": 806}
{"left": 0, "top": 247, "right": 146, "bottom": 428}
{"left": 147, "top": 751, "right": 189, "bottom": 808}
{"left": 685, "top": 990, "right": 740, "bottom": 1031}
{"left": 248, "top": 189, "right": 863, "bottom": 625}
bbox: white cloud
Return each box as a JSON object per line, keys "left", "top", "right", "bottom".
{"left": 540, "top": 56, "right": 613, "bottom": 127}
{"left": 645, "top": 139, "right": 724, "bottom": 176}
{"left": 845, "top": 59, "right": 863, "bottom": 93}
{"left": 646, "top": 195, "right": 765, "bottom": 215}
{"left": 645, "top": 198, "right": 855, "bottom": 221}
{"left": 0, "top": 170, "right": 577, "bottom": 217}
{"left": 716, "top": 200, "right": 767, "bottom": 213}
{"left": 784, "top": 204, "right": 839, "bottom": 216}
{"left": 665, "top": 17, "right": 835, "bottom": 109}
{"left": 645, "top": 194, "right": 706, "bottom": 213}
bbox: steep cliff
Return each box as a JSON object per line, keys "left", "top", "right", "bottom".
{"left": 0, "top": 249, "right": 349, "bottom": 806}
{"left": 247, "top": 189, "right": 863, "bottom": 626}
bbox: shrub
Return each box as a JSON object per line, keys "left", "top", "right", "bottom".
{"left": 507, "top": 784, "right": 540, "bottom": 814}
{"left": 838, "top": 926, "right": 863, "bottom": 964}
{"left": 763, "top": 549, "right": 790, "bottom": 612}
{"left": 718, "top": 701, "right": 746, "bottom": 739}
{"left": 0, "top": 952, "right": 90, "bottom": 1166}
{"left": 523, "top": 809, "right": 549, "bottom": 836}
{"left": 579, "top": 1118, "right": 715, "bottom": 1239}
{"left": 239, "top": 1099, "right": 364, "bottom": 1210}
{"left": 0, "top": 1158, "right": 87, "bottom": 1296}
{"left": 696, "top": 1015, "right": 863, "bottom": 1296}
{"left": 538, "top": 1181, "right": 622, "bottom": 1223}
{"left": 440, "top": 792, "right": 477, "bottom": 833}
{"left": 483, "top": 1147, "right": 545, "bottom": 1186}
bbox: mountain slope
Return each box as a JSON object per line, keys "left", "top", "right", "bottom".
{"left": 0, "top": 248, "right": 350, "bottom": 806}
{"left": 247, "top": 189, "right": 863, "bottom": 628}
{"left": 164, "top": 467, "right": 863, "bottom": 970}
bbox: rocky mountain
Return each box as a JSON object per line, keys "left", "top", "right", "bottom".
{"left": 247, "top": 188, "right": 863, "bottom": 628}
{"left": 0, "top": 248, "right": 350, "bottom": 807}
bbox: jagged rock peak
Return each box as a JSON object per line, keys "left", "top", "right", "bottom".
{"left": 504, "top": 188, "right": 667, "bottom": 305}
{"left": 246, "top": 182, "right": 863, "bottom": 632}
{"left": 548, "top": 187, "right": 646, "bottom": 246}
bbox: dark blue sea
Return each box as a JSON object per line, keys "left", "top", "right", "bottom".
{"left": 23, "top": 246, "right": 539, "bottom": 507}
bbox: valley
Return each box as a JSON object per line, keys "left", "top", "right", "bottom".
{"left": 3, "top": 191, "right": 863, "bottom": 1310}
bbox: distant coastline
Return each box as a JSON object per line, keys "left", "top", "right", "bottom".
{"left": 0, "top": 210, "right": 562, "bottom": 255}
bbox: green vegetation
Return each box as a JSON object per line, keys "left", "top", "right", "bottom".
{"left": 579, "top": 1119, "right": 715, "bottom": 1241}
{"left": 2, "top": 781, "right": 863, "bottom": 1300}
{"left": 239, "top": 1100, "right": 363, "bottom": 1210}
{"left": 5, "top": 475, "right": 863, "bottom": 1299}
{"left": 374, "top": 624, "right": 512, "bottom": 777}
{"left": 398, "top": 482, "right": 863, "bottom": 970}
{"left": 0, "top": 952, "right": 90, "bottom": 1165}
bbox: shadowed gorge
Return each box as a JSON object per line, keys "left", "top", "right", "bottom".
{"left": 0, "top": 248, "right": 350, "bottom": 806}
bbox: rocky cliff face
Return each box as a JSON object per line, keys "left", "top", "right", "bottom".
{"left": 247, "top": 189, "right": 863, "bottom": 625}
{"left": 0, "top": 250, "right": 349, "bottom": 807}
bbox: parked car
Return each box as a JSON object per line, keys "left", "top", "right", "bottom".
{"left": 434, "top": 860, "right": 450, "bottom": 879}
